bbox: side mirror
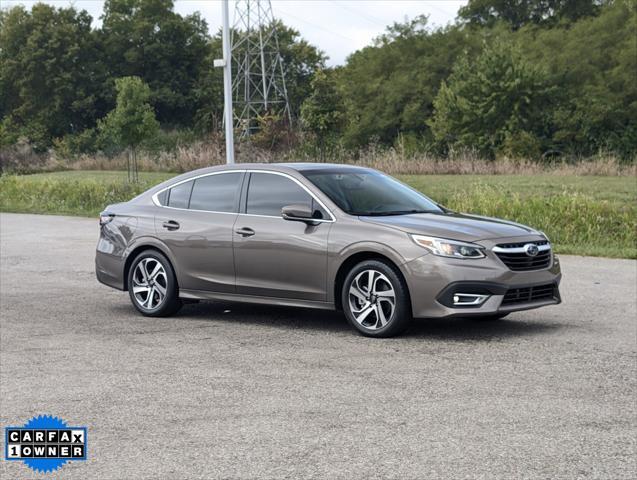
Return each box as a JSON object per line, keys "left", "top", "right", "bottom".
{"left": 282, "top": 204, "right": 317, "bottom": 224}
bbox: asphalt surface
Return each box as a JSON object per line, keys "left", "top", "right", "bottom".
{"left": 0, "top": 212, "right": 635, "bottom": 480}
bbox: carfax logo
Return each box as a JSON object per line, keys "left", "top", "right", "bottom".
{"left": 4, "top": 415, "right": 87, "bottom": 473}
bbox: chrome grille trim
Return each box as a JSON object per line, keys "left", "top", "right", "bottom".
{"left": 492, "top": 242, "right": 551, "bottom": 254}
{"left": 493, "top": 240, "right": 552, "bottom": 271}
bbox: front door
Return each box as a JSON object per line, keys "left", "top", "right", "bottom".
{"left": 233, "top": 172, "right": 333, "bottom": 301}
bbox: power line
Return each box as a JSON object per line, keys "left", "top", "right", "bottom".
{"left": 274, "top": 6, "right": 357, "bottom": 43}
{"left": 327, "top": 0, "right": 387, "bottom": 28}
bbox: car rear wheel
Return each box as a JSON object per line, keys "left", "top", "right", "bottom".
{"left": 342, "top": 259, "right": 412, "bottom": 337}
{"left": 127, "top": 250, "right": 182, "bottom": 317}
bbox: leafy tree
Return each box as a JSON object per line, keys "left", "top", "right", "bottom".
{"left": 100, "top": 0, "right": 211, "bottom": 127}
{"left": 191, "top": 35, "right": 224, "bottom": 134}
{"left": 458, "top": 0, "right": 606, "bottom": 30}
{"left": 335, "top": 16, "right": 481, "bottom": 148}
{"left": 275, "top": 21, "right": 328, "bottom": 118}
{"left": 517, "top": 0, "right": 637, "bottom": 156}
{"left": 251, "top": 113, "right": 294, "bottom": 151}
{"left": 300, "top": 70, "right": 345, "bottom": 157}
{"left": 1, "top": 0, "right": 634, "bottom": 159}
{"left": 429, "top": 40, "right": 555, "bottom": 158}
{"left": 99, "top": 77, "right": 159, "bottom": 181}
{"left": 0, "top": 4, "right": 104, "bottom": 149}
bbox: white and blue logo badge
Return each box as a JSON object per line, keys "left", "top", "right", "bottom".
{"left": 4, "top": 415, "right": 87, "bottom": 473}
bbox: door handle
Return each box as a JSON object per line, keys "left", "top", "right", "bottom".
{"left": 235, "top": 227, "right": 255, "bottom": 237}
{"left": 162, "top": 220, "right": 180, "bottom": 231}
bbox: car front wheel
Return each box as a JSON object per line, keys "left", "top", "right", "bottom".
{"left": 342, "top": 259, "right": 412, "bottom": 337}
{"left": 127, "top": 250, "right": 182, "bottom": 317}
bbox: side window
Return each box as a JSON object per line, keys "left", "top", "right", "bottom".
{"left": 246, "top": 173, "right": 311, "bottom": 217}
{"left": 157, "top": 190, "right": 168, "bottom": 206}
{"left": 189, "top": 173, "right": 242, "bottom": 212}
{"left": 168, "top": 180, "right": 193, "bottom": 209}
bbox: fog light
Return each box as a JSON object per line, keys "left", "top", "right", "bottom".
{"left": 453, "top": 293, "right": 489, "bottom": 306}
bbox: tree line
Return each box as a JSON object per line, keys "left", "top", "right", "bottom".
{"left": 0, "top": 0, "right": 635, "bottom": 160}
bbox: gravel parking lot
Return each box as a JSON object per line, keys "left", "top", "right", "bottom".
{"left": 1, "top": 212, "right": 635, "bottom": 479}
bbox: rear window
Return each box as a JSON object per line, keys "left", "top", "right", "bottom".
{"left": 157, "top": 190, "right": 168, "bottom": 206}
{"left": 167, "top": 181, "right": 193, "bottom": 209}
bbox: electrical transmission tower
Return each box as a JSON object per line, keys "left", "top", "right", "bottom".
{"left": 231, "top": 0, "right": 291, "bottom": 139}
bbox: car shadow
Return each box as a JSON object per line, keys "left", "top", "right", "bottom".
{"left": 405, "top": 316, "right": 562, "bottom": 341}
{"left": 168, "top": 301, "right": 563, "bottom": 341}
{"left": 177, "top": 300, "right": 349, "bottom": 334}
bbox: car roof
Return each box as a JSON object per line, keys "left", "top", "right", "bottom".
{"left": 275, "top": 162, "right": 371, "bottom": 172}
{"left": 176, "top": 162, "right": 374, "bottom": 177}
{"left": 134, "top": 162, "right": 376, "bottom": 206}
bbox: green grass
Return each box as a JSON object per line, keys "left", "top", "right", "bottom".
{"left": 26, "top": 170, "right": 175, "bottom": 183}
{"left": 0, "top": 171, "right": 177, "bottom": 218}
{"left": 398, "top": 174, "right": 637, "bottom": 258}
{"left": 1, "top": 170, "right": 635, "bottom": 258}
{"left": 397, "top": 174, "right": 637, "bottom": 204}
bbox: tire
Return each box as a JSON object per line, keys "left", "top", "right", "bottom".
{"left": 341, "top": 259, "right": 412, "bottom": 338}
{"left": 127, "top": 250, "right": 182, "bottom": 317}
{"left": 473, "top": 313, "right": 510, "bottom": 321}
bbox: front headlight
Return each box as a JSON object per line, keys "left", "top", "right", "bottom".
{"left": 411, "top": 234, "right": 486, "bottom": 259}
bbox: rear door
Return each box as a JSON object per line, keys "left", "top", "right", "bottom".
{"left": 233, "top": 171, "right": 333, "bottom": 301}
{"left": 154, "top": 172, "right": 244, "bottom": 293}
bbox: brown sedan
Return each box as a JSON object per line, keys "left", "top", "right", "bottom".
{"left": 96, "top": 163, "right": 561, "bottom": 337}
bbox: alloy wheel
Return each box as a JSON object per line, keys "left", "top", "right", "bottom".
{"left": 348, "top": 269, "right": 396, "bottom": 330}
{"left": 132, "top": 258, "right": 168, "bottom": 310}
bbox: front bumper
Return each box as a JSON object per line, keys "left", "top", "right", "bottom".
{"left": 402, "top": 236, "right": 562, "bottom": 318}
{"left": 434, "top": 279, "right": 561, "bottom": 317}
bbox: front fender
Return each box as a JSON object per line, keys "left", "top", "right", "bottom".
{"left": 336, "top": 240, "right": 408, "bottom": 267}
{"left": 325, "top": 218, "right": 431, "bottom": 304}
{"left": 326, "top": 241, "right": 423, "bottom": 304}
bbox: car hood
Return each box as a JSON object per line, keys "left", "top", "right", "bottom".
{"left": 359, "top": 212, "right": 539, "bottom": 242}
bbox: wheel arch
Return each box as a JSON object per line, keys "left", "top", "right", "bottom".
{"left": 123, "top": 239, "right": 177, "bottom": 291}
{"left": 333, "top": 251, "right": 411, "bottom": 312}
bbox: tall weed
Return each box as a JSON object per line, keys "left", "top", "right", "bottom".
{"left": 2, "top": 140, "right": 635, "bottom": 176}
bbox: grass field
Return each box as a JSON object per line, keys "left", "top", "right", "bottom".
{"left": 1, "top": 170, "right": 635, "bottom": 258}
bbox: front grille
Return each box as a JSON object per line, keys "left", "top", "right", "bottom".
{"left": 494, "top": 241, "right": 552, "bottom": 271}
{"left": 496, "top": 240, "right": 549, "bottom": 249}
{"left": 502, "top": 283, "right": 557, "bottom": 306}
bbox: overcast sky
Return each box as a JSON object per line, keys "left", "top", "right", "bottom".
{"left": 3, "top": 0, "right": 467, "bottom": 65}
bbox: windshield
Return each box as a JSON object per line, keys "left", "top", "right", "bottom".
{"left": 302, "top": 170, "right": 443, "bottom": 216}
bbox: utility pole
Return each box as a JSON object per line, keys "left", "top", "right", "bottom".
{"left": 214, "top": 0, "right": 235, "bottom": 164}
{"left": 231, "top": 0, "right": 291, "bottom": 139}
